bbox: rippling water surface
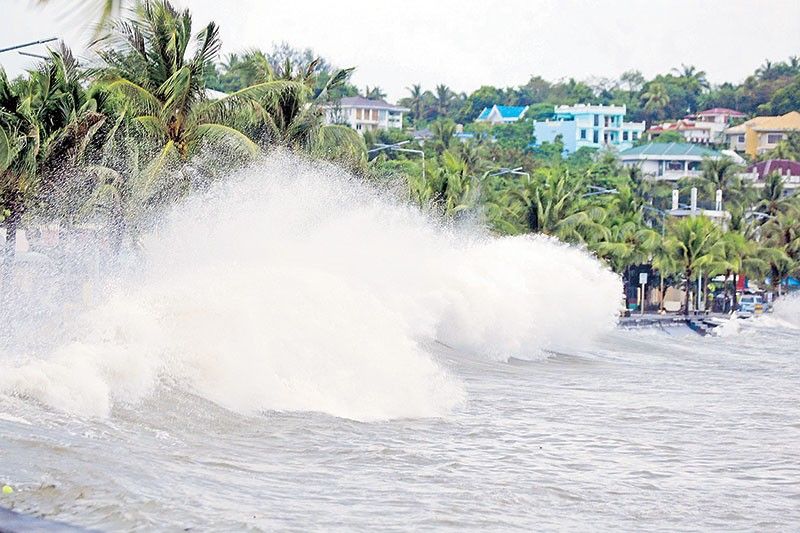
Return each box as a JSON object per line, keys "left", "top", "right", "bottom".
{"left": 1, "top": 158, "right": 798, "bottom": 530}
{"left": 2, "top": 321, "right": 799, "bottom": 531}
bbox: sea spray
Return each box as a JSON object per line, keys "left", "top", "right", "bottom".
{"left": 0, "top": 154, "right": 621, "bottom": 420}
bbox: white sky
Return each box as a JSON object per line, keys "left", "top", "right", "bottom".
{"left": 2, "top": 0, "right": 799, "bottom": 101}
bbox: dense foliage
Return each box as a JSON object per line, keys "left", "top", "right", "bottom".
{"left": 3, "top": 0, "right": 800, "bottom": 314}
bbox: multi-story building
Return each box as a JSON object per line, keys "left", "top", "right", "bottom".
{"left": 725, "top": 111, "right": 800, "bottom": 157}
{"left": 692, "top": 107, "right": 746, "bottom": 125}
{"left": 475, "top": 105, "right": 529, "bottom": 125}
{"left": 647, "top": 108, "right": 745, "bottom": 145}
{"left": 647, "top": 119, "right": 720, "bottom": 145}
{"left": 619, "top": 142, "right": 725, "bottom": 181}
{"left": 323, "top": 96, "right": 409, "bottom": 133}
{"left": 532, "top": 104, "right": 645, "bottom": 153}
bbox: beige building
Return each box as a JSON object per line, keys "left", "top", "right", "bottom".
{"left": 725, "top": 111, "right": 800, "bottom": 157}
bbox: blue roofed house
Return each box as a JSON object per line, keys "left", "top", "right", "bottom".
{"left": 475, "top": 105, "right": 529, "bottom": 125}
{"left": 532, "top": 104, "right": 645, "bottom": 154}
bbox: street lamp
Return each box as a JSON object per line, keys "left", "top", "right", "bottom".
{"left": 368, "top": 140, "right": 426, "bottom": 180}
{"left": 482, "top": 166, "right": 530, "bottom": 183}
{"left": 582, "top": 185, "right": 618, "bottom": 198}
{"left": 0, "top": 37, "right": 58, "bottom": 55}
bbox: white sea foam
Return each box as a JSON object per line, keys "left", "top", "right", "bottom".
{"left": 0, "top": 154, "right": 621, "bottom": 420}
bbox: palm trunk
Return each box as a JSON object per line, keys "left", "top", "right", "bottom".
{"left": 771, "top": 266, "right": 781, "bottom": 299}
{"left": 1, "top": 204, "right": 20, "bottom": 314}
{"left": 659, "top": 273, "right": 665, "bottom": 312}
{"left": 723, "top": 269, "right": 731, "bottom": 313}
{"left": 683, "top": 268, "right": 692, "bottom": 316}
{"left": 731, "top": 272, "right": 739, "bottom": 312}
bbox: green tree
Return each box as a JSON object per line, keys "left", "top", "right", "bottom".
{"left": 662, "top": 216, "right": 722, "bottom": 314}
{"left": 641, "top": 82, "right": 670, "bottom": 120}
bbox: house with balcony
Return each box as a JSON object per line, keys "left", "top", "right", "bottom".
{"left": 692, "top": 107, "right": 745, "bottom": 125}
{"left": 647, "top": 119, "right": 721, "bottom": 145}
{"left": 724, "top": 111, "right": 800, "bottom": 157}
{"left": 475, "top": 105, "right": 528, "bottom": 125}
{"left": 619, "top": 142, "right": 724, "bottom": 181}
{"left": 531, "top": 104, "right": 645, "bottom": 154}
{"left": 323, "top": 96, "right": 409, "bottom": 133}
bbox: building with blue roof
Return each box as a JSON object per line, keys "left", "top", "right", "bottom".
{"left": 475, "top": 105, "right": 529, "bottom": 125}
{"left": 532, "top": 104, "right": 646, "bottom": 153}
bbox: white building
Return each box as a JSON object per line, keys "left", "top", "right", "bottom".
{"left": 619, "top": 142, "right": 726, "bottom": 181}
{"left": 324, "top": 96, "right": 409, "bottom": 133}
{"left": 647, "top": 108, "right": 745, "bottom": 145}
{"left": 532, "top": 104, "right": 645, "bottom": 153}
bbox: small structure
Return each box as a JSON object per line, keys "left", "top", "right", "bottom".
{"left": 475, "top": 105, "right": 528, "bottom": 125}
{"left": 743, "top": 159, "right": 800, "bottom": 193}
{"left": 619, "top": 142, "right": 724, "bottom": 181}
{"left": 668, "top": 187, "right": 730, "bottom": 226}
{"left": 323, "top": 96, "right": 409, "bottom": 133}
{"left": 724, "top": 111, "right": 800, "bottom": 157}
{"left": 532, "top": 103, "right": 645, "bottom": 153}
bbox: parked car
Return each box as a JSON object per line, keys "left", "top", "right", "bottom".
{"left": 738, "top": 294, "right": 765, "bottom": 317}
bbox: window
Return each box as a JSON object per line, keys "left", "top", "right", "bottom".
{"left": 767, "top": 133, "right": 784, "bottom": 144}
{"left": 738, "top": 135, "right": 745, "bottom": 142}
{"left": 356, "top": 124, "right": 362, "bottom": 131}
{"left": 593, "top": 130, "right": 599, "bottom": 143}
{"left": 356, "top": 109, "right": 362, "bottom": 120}
{"left": 623, "top": 131, "right": 629, "bottom": 141}
{"left": 372, "top": 109, "right": 379, "bottom": 121}
{"left": 632, "top": 132, "right": 639, "bottom": 140}
{"left": 594, "top": 114, "right": 600, "bottom": 127}
{"left": 580, "top": 129, "right": 587, "bottom": 139}
{"left": 667, "top": 160, "right": 684, "bottom": 171}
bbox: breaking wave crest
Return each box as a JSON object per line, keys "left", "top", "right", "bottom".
{"left": 0, "top": 154, "right": 621, "bottom": 421}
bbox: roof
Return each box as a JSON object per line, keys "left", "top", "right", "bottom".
{"left": 495, "top": 105, "right": 528, "bottom": 119}
{"left": 619, "top": 142, "right": 722, "bottom": 159}
{"left": 477, "top": 105, "right": 528, "bottom": 120}
{"left": 696, "top": 107, "right": 745, "bottom": 117}
{"left": 746, "top": 159, "right": 800, "bottom": 179}
{"left": 334, "top": 96, "right": 409, "bottom": 111}
{"left": 411, "top": 128, "right": 433, "bottom": 140}
{"left": 648, "top": 119, "right": 714, "bottom": 133}
{"left": 727, "top": 111, "right": 800, "bottom": 134}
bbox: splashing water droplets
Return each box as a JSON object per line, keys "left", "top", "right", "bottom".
{"left": 0, "top": 155, "right": 621, "bottom": 421}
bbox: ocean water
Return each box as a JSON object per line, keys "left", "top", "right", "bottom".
{"left": 1, "top": 156, "right": 798, "bottom": 531}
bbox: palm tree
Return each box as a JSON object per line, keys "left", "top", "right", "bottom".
{"left": 1, "top": 47, "right": 106, "bottom": 300}
{"left": 755, "top": 172, "right": 796, "bottom": 219}
{"left": 430, "top": 119, "right": 456, "bottom": 152}
{"left": 406, "top": 84, "right": 423, "bottom": 124}
{"left": 95, "top": 0, "right": 270, "bottom": 205}
{"left": 39, "top": 0, "right": 124, "bottom": 37}
{"left": 756, "top": 59, "right": 776, "bottom": 80}
{"left": 407, "top": 151, "right": 478, "bottom": 217}
{"left": 511, "top": 167, "right": 608, "bottom": 244}
{"left": 434, "top": 84, "right": 453, "bottom": 117}
{"left": 697, "top": 157, "right": 751, "bottom": 210}
{"left": 641, "top": 83, "right": 670, "bottom": 119}
{"left": 711, "top": 231, "right": 766, "bottom": 312}
{"left": 672, "top": 64, "right": 709, "bottom": 90}
{"left": 662, "top": 216, "right": 722, "bottom": 315}
{"left": 364, "top": 86, "right": 386, "bottom": 100}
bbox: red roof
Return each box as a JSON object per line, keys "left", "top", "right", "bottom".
{"left": 747, "top": 159, "right": 800, "bottom": 179}
{"left": 696, "top": 107, "right": 745, "bottom": 117}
